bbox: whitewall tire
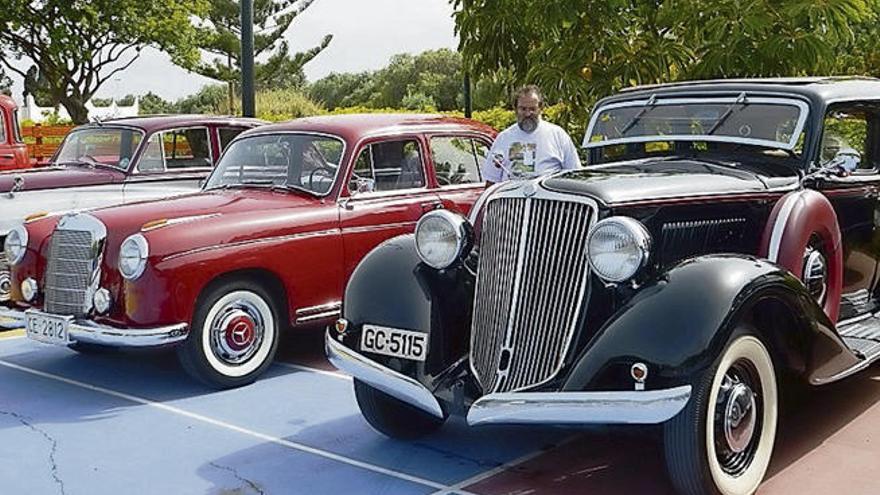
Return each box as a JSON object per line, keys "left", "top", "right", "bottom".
{"left": 664, "top": 333, "right": 778, "bottom": 495}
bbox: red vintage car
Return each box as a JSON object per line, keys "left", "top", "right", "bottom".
{"left": 0, "top": 95, "right": 28, "bottom": 171}
{"left": 0, "top": 115, "right": 264, "bottom": 316}
{"left": 5, "top": 114, "right": 496, "bottom": 388}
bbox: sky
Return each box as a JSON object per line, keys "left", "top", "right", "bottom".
{"left": 6, "top": 0, "right": 459, "bottom": 104}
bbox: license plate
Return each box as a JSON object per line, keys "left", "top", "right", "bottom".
{"left": 360, "top": 324, "right": 428, "bottom": 362}
{"left": 26, "top": 311, "right": 72, "bottom": 345}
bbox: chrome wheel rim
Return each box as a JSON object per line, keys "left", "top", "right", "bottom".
{"left": 209, "top": 299, "right": 265, "bottom": 366}
{"left": 803, "top": 245, "right": 827, "bottom": 304}
{"left": 714, "top": 358, "right": 762, "bottom": 476}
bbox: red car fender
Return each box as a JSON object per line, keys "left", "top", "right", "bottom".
{"left": 758, "top": 189, "right": 843, "bottom": 322}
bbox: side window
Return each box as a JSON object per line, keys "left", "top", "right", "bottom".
{"left": 138, "top": 134, "right": 165, "bottom": 173}
{"left": 352, "top": 139, "right": 425, "bottom": 193}
{"left": 12, "top": 109, "right": 22, "bottom": 142}
{"left": 0, "top": 109, "right": 6, "bottom": 143}
{"left": 164, "top": 128, "right": 211, "bottom": 169}
{"left": 430, "top": 136, "right": 483, "bottom": 185}
{"left": 219, "top": 127, "right": 246, "bottom": 151}
{"left": 822, "top": 108, "right": 871, "bottom": 173}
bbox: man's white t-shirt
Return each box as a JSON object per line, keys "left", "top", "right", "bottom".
{"left": 481, "top": 120, "right": 581, "bottom": 182}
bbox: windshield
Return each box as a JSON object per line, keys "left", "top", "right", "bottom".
{"left": 584, "top": 95, "right": 809, "bottom": 165}
{"left": 55, "top": 127, "right": 144, "bottom": 170}
{"left": 205, "top": 133, "right": 345, "bottom": 195}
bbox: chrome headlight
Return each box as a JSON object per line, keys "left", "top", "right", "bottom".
{"left": 118, "top": 234, "right": 149, "bottom": 280}
{"left": 4, "top": 224, "right": 28, "bottom": 265}
{"left": 587, "top": 216, "right": 652, "bottom": 283}
{"left": 415, "top": 210, "right": 472, "bottom": 269}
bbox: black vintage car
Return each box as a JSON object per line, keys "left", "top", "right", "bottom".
{"left": 326, "top": 77, "right": 880, "bottom": 495}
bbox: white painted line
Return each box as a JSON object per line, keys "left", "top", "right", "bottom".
{"left": 274, "top": 361, "right": 352, "bottom": 381}
{"left": 429, "top": 435, "right": 580, "bottom": 495}
{"left": 0, "top": 358, "right": 473, "bottom": 494}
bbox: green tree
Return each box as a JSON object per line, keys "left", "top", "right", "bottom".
{"left": 308, "top": 71, "right": 375, "bottom": 109}
{"left": 139, "top": 92, "right": 174, "bottom": 115}
{"left": 452, "top": 0, "right": 874, "bottom": 131}
{"left": 192, "top": 0, "right": 332, "bottom": 104}
{"left": 0, "top": 0, "right": 207, "bottom": 123}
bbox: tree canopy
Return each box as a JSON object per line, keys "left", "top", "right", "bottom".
{"left": 191, "top": 0, "right": 332, "bottom": 91}
{"left": 0, "top": 0, "right": 207, "bottom": 123}
{"left": 452, "top": 0, "right": 880, "bottom": 128}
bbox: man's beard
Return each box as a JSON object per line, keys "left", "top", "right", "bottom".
{"left": 518, "top": 116, "right": 539, "bottom": 133}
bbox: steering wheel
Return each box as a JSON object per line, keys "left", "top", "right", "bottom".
{"left": 308, "top": 167, "right": 334, "bottom": 191}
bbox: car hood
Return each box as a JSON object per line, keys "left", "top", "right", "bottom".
{"left": 88, "top": 189, "right": 335, "bottom": 259}
{"left": 0, "top": 165, "right": 124, "bottom": 193}
{"left": 541, "top": 158, "right": 799, "bottom": 206}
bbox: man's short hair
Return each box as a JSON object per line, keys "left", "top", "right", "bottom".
{"left": 513, "top": 85, "right": 544, "bottom": 108}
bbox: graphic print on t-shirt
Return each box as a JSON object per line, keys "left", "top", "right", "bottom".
{"left": 509, "top": 142, "right": 537, "bottom": 174}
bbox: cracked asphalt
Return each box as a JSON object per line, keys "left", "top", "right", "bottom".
{"left": 1, "top": 328, "right": 879, "bottom": 495}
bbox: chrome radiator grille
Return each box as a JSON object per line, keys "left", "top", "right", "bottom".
{"left": 470, "top": 196, "right": 593, "bottom": 393}
{"left": 45, "top": 229, "right": 95, "bottom": 316}
{"left": 0, "top": 251, "right": 9, "bottom": 302}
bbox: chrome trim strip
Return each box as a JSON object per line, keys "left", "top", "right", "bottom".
{"left": 295, "top": 310, "right": 340, "bottom": 324}
{"left": 466, "top": 386, "right": 692, "bottom": 426}
{"left": 295, "top": 301, "right": 342, "bottom": 316}
{"left": 0, "top": 307, "right": 25, "bottom": 329}
{"left": 324, "top": 330, "right": 444, "bottom": 418}
{"left": 162, "top": 228, "right": 341, "bottom": 262}
{"left": 25, "top": 309, "right": 188, "bottom": 347}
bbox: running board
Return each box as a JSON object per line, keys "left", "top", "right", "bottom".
{"left": 839, "top": 314, "right": 880, "bottom": 361}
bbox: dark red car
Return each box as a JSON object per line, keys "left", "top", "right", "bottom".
{"left": 6, "top": 114, "right": 496, "bottom": 388}
{"left": 0, "top": 95, "right": 28, "bottom": 171}
{"left": 0, "top": 115, "right": 263, "bottom": 312}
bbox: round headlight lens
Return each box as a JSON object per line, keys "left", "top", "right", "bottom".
{"left": 4, "top": 225, "right": 28, "bottom": 265}
{"left": 587, "top": 217, "right": 652, "bottom": 283}
{"left": 415, "top": 210, "right": 472, "bottom": 269}
{"left": 118, "top": 234, "right": 149, "bottom": 280}
{"left": 21, "top": 277, "right": 38, "bottom": 302}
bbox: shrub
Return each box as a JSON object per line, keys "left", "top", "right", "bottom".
{"left": 255, "top": 88, "right": 325, "bottom": 122}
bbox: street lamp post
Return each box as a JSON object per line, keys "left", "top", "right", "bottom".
{"left": 241, "top": 0, "right": 255, "bottom": 117}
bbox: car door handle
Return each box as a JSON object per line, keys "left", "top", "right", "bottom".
{"left": 420, "top": 200, "right": 443, "bottom": 212}
{"left": 0, "top": 154, "right": 13, "bottom": 160}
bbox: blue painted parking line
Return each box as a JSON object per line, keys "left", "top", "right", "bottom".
{"left": 0, "top": 337, "right": 570, "bottom": 494}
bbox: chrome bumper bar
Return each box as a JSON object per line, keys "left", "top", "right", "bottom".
{"left": 325, "top": 331, "right": 445, "bottom": 418}
{"left": 326, "top": 330, "right": 691, "bottom": 426}
{"left": 466, "top": 386, "right": 692, "bottom": 426}
{"left": 0, "top": 307, "right": 26, "bottom": 329}
{"left": 24, "top": 309, "right": 189, "bottom": 347}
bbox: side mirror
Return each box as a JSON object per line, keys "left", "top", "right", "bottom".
{"left": 824, "top": 148, "right": 861, "bottom": 176}
{"left": 349, "top": 177, "right": 375, "bottom": 195}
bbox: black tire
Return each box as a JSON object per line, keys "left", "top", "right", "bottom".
{"left": 354, "top": 379, "right": 445, "bottom": 439}
{"left": 664, "top": 332, "right": 778, "bottom": 495}
{"left": 177, "top": 280, "right": 280, "bottom": 389}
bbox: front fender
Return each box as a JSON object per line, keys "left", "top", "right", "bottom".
{"left": 342, "top": 234, "right": 475, "bottom": 380}
{"left": 562, "top": 254, "right": 858, "bottom": 391}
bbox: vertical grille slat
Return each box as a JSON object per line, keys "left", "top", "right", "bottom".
{"left": 471, "top": 196, "right": 592, "bottom": 393}
{"left": 45, "top": 229, "right": 95, "bottom": 316}
{"left": 0, "top": 251, "right": 10, "bottom": 301}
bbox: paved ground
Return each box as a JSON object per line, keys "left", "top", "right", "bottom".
{"left": 1, "top": 328, "right": 878, "bottom": 495}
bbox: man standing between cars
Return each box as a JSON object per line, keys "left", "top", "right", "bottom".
{"left": 482, "top": 85, "right": 581, "bottom": 184}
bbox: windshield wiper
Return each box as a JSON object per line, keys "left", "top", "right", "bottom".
{"left": 707, "top": 92, "right": 748, "bottom": 135}
{"left": 619, "top": 94, "right": 657, "bottom": 135}
{"left": 56, "top": 158, "right": 120, "bottom": 171}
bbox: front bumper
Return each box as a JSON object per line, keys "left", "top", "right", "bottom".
{"left": 0, "top": 306, "right": 25, "bottom": 329}
{"left": 20, "top": 309, "right": 189, "bottom": 347}
{"left": 326, "top": 330, "right": 691, "bottom": 426}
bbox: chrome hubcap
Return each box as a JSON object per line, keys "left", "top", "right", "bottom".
{"left": 803, "top": 246, "right": 827, "bottom": 304}
{"left": 723, "top": 381, "right": 757, "bottom": 453}
{"left": 209, "top": 301, "right": 265, "bottom": 365}
{"left": 714, "top": 359, "right": 763, "bottom": 475}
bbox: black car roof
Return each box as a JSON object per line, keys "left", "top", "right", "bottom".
{"left": 607, "top": 76, "right": 880, "bottom": 106}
